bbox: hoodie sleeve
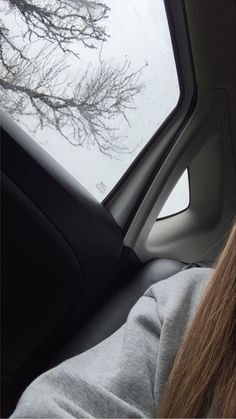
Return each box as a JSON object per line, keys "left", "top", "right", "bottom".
{"left": 11, "top": 268, "right": 212, "bottom": 418}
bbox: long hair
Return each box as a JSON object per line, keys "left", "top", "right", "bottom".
{"left": 157, "top": 223, "right": 236, "bottom": 418}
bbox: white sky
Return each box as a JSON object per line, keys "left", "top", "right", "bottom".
{"left": 2, "top": 0, "right": 188, "bottom": 214}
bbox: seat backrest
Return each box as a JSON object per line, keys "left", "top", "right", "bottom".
{"left": 48, "top": 258, "right": 187, "bottom": 368}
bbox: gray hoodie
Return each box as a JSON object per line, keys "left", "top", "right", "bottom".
{"left": 12, "top": 267, "right": 212, "bottom": 418}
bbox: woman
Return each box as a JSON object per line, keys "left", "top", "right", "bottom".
{"left": 12, "top": 224, "right": 235, "bottom": 418}
{"left": 157, "top": 222, "right": 236, "bottom": 418}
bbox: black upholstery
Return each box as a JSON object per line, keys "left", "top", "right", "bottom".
{"left": 48, "top": 258, "right": 187, "bottom": 368}
{"left": 1, "top": 136, "right": 123, "bottom": 417}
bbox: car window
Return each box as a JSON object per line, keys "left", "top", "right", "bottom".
{"left": 158, "top": 170, "right": 190, "bottom": 219}
{"left": 0, "top": 0, "right": 179, "bottom": 201}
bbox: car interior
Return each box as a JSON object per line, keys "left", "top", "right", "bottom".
{"left": 1, "top": 0, "right": 236, "bottom": 417}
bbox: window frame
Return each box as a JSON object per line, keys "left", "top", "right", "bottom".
{"left": 105, "top": 0, "right": 197, "bottom": 234}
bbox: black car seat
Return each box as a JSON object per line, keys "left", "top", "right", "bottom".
{"left": 48, "top": 258, "right": 208, "bottom": 368}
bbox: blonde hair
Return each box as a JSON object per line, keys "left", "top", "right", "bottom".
{"left": 157, "top": 223, "right": 236, "bottom": 418}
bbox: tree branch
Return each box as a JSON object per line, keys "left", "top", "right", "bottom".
{"left": 0, "top": 0, "right": 146, "bottom": 157}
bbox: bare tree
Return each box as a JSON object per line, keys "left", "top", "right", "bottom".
{"left": 0, "top": 0, "right": 145, "bottom": 156}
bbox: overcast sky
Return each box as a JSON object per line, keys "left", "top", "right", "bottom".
{"left": 2, "top": 0, "right": 186, "bottom": 211}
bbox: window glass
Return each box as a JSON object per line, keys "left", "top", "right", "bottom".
{"left": 158, "top": 170, "right": 190, "bottom": 219}
{"left": 0, "top": 0, "right": 179, "bottom": 201}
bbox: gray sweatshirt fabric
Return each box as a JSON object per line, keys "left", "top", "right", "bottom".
{"left": 12, "top": 267, "right": 213, "bottom": 418}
